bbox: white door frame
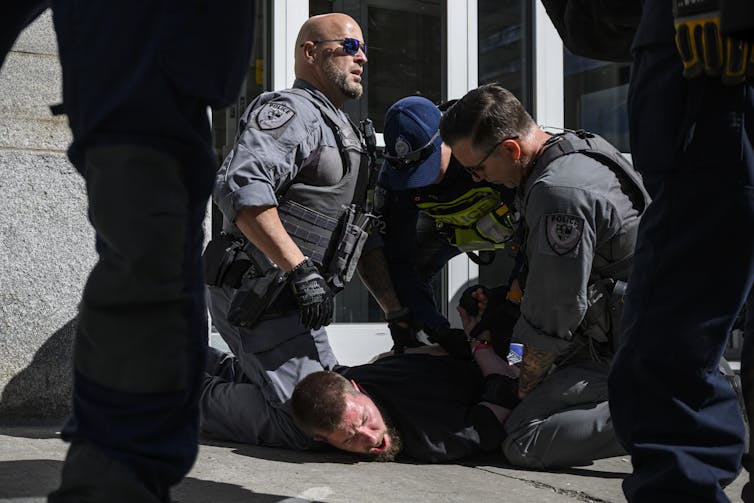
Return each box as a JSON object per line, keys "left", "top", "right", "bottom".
{"left": 272, "top": 1, "right": 308, "bottom": 90}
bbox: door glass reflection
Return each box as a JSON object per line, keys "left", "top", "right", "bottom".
{"left": 311, "top": 0, "right": 444, "bottom": 322}
{"left": 564, "top": 50, "right": 631, "bottom": 152}
{"left": 477, "top": 0, "right": 532, "bottom": 288}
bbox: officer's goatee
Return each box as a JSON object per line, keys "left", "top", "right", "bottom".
{"left": 323, "top": 60, "right": 363, "bottom": 99}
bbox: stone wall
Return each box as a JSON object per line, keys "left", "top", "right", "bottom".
{"left": 0, "top": 11, "right": 92, "bottom": 421}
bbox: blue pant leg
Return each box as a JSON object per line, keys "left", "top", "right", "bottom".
{"left": 610, "top": 77, "right": 754, "bottom": 502}
{"left": 49, "top": 144, "right": 213, "bottom": 502}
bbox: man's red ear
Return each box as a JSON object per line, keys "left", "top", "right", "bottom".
{"left": 350, "top": 379, "right": 362, "bottom": 392}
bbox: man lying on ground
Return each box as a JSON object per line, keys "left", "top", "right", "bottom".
{"left": 290, "top": 349, "right": 518, "bottom": 462}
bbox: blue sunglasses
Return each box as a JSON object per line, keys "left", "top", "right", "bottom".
{"left": 304, "top": 37, "right": 367, "bottom": 56}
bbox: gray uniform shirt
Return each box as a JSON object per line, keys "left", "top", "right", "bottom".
{"left": 513, "top": 150, "right": 640, "bottom": 355}
{"left": 213, "top": 79, "right": 352, "bottom": 229}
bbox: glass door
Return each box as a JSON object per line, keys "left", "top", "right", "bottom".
{"left": 310, "top": 0, "right": 445, "bottom": 328}
{"left": 563, "top": 51, "right": 631, "bottom": 152}
{"left": 473, "top": 0, "right": 534, "bottom": 305}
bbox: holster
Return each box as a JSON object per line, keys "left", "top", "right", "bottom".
{"left": 226, "top": 265, "right": 288, "bottom": 329}
{"left": 203, "top": 233, "right": 290, "bottom": 329}
{"left": 581, "top": 278, "right": 627, "bottom": 352}
{"left": 202, "top": 233, "right": 253, "bottom": 288}
{"left": 205, "top": 200, "right": 373, "bottom": 327}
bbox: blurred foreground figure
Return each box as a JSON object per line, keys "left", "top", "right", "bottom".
{"left": 541, "top": 0, "right": 754, "bottom": 500}
{"left": 2, "top": 2, "right": 255, "bottom": 501}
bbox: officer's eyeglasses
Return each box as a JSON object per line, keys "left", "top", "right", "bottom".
{"left": 464, "top": 136, "right": 518, "bottom": 176}
{"left": 383, "top": 130, "right": 440, "bottom": 170}
{"left": 303, "top": 38, "right": 367, "bottom": 56}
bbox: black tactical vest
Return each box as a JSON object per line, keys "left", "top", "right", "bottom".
{"left": 280, "top": 88, "right": 370, "bottom": 215}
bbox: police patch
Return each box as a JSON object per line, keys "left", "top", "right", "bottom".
{"left": 256, "top": 102, "right": 295, "bottom": 130}
{"left": 544, "top": 213, "right": 584, "bottom": 256}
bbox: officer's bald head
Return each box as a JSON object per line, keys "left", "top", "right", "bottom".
{"left": 295, "top": 13, "right": 360, "bottom": 50}
{"left": 295, "top": 13, "right": 366, "bottom": 107}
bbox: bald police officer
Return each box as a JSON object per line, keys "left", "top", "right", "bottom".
{"left": 200, "top": 13, "right": 407, "bottom": 449}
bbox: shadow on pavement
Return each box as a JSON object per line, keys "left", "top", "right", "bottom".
{"left": 0, "top": 459, "right": 295, "bottom": 503}
{"left": 173, "top": 476, "right": 301, "bottom": 503}
{"left": 227, "top": 443, "right": 360, "bottom": 466}
{"left": 0, "top": 424, "right": 62, "bottom": 439}
{"left": 553, "top": 466, "right": 629, "bottom": 480}
{"left": 0, "top": 459, "right": 61, "bottom": 498}
{"left": 459, "top": 452, "right": 630, "bottom": 480}
{"left": 207, "top": 438, "right": 471, "bottom": 466}
{"left": 209, "top": 438, "right": 630, "bottom": 476}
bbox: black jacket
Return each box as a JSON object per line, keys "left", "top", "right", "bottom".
{"left": 721, "top": 0, "right": 754, "bottom": 40}
{"left": 542, "top": 0, "right": 754, "bottom": 63}
{"left": 540, "top": 0, "right": 641, "bottom": 62}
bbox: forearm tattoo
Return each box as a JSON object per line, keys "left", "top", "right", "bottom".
{"left": 518, "top": 345, "right": 557, "bottom": 398}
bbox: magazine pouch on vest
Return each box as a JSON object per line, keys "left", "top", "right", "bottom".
{"left": 277, "top": 198, "right": 340, "bottom": 266}
{"left": 277, "top": 199, "right": 372, "bottom": 292}
{"left": 327, "top": 204, "right": 372, "bottom": 290}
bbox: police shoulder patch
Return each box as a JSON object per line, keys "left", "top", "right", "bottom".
{"left": 255, "top": 102, "right": 295, "bottom": 130}
{"left": 544, "top": 213, "right": 584, "bottom": 256}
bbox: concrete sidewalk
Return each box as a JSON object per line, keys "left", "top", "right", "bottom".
{"left": 0, "top": 426, "right": 747, "bottom": 502}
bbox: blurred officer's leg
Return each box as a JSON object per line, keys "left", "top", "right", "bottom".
{"left": 49, "top": 145, "right": 211, "bottom": 502}
{"left": 609, "top": 31, "right": 754, "bottom": 502}
{"left": 46, "top": 1, "right": 254, "bottom": 501}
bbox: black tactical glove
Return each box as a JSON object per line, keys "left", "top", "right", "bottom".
{"left": 673, "top": 0, "right": 754, "bottom": 84}
{"left": 480, "top": 374, "right": 521, "bottom": 410}
{"left": 288, "top": 258, "right": 334, "bottom": 330}
{"left": 386, "top": 308, "right": 424, "bottom": 354}
{"left": 428, "top": 325, "right": 471, "bottom": 360}
{"left": 460, "top": 284, "right": 521, "bottom": 357}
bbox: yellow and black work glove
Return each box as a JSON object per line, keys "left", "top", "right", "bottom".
{"left": 288, "top": 258, "right": 334, "bottom": 330}
{"left": 673, "top": 0, "right": 754, "bottom": 84}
